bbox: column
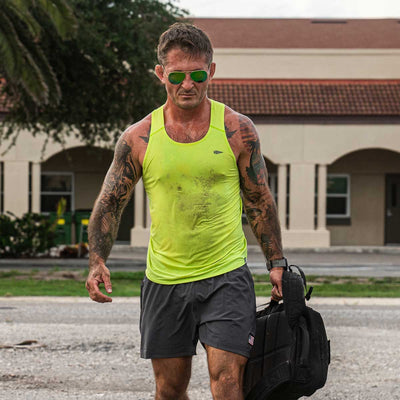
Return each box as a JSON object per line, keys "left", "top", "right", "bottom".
{"left": 317, "top": 164, "right": 327, "bottom": 230}
{"left": 277, "top": 164, "right": 287, "bottom": 230}
{"left": 31, "top": 162, "right": 41, "bottom": 213}
{"left": 3, "top": 160, "right": 29, "bottom": 217}
{"left": 283, "top": 162, "right": 330, "bottom": 247}
{"left": 146, "top": 193, "right": 151, "bottom": 229}
{"left": 130, "top": 178, "right": 150, "bottom": 247}
{"left": 289, "top": 163, "right": 315, "bottom": 230}
{"left": 134, "top": 178, "right": 144, "bottom": 229}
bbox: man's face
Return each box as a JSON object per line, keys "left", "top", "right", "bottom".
{"left": 155, "top": 48, "right": 215, "bottom": 110}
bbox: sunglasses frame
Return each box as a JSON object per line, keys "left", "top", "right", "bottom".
{"left": 167, "top": 70, "right": 208, "bottom": 85}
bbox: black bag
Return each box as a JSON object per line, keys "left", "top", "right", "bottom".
{"left": 243, "top": 265, "right": 330, "bottom": 400}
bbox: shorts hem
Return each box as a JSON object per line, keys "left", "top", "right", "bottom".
{"left": 141, "top": 348, "right": 197, "bottom": 360}
{"left": 201, "top": 340, "right": 251, "bottom": 359}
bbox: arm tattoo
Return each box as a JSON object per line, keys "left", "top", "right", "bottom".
{"left": 225, "top": 124, "right": 237, "bottom": 139}
{"left": 88, "top": 139, "right": 138, "bottom": 265}
{"left": 238, "top": 116, "right": 283, "bottom": 261}
{"left": 139, "top": 125, "right": 151, "bottom": 143}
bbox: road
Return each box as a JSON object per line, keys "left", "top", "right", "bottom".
{"left": 1, "top": 296, "right": 399, "bottom": 400}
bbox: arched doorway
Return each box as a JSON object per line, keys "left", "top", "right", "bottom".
{"left": 328, "top": 148, "right": 400, "bottom": 245}
{"left": 41, "top": 146, "right": 133, "bottom": 243}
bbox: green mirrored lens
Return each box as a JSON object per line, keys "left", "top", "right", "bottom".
{"left": 190, "top": 70, "right": 207, "bottom": 82}
{"left": 168, "top": 72, "right": 185, "bottom": 84}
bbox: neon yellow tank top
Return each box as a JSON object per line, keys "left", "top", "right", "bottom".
{"left": 142, "top": 100, "right": 247, "bottom": 284}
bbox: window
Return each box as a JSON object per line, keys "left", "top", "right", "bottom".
{"left": 41, "top": 172, "right": 74, "bottom": 213}
{"left": 268, "top": 173, "right": 278, "bottom": 203}
{"left": 326, "top": 174, "right": 350, "bottom": 218}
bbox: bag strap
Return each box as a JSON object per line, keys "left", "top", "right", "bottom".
{"left": 288, "top": 264, "right": 313, "bottom": 301}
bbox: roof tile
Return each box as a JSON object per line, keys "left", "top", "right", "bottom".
{"left": 208, "top": 80, "right": 400, "bottom": 116}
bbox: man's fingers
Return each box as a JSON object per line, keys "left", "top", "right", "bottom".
{"left": 86, "top": 278, "right": 112, "bottom": 303}
{"left": 271, "top": 285, "right": 282, "bottom": 301}
{"left": 102, "top": 273, "right": 113, "bottom": 294}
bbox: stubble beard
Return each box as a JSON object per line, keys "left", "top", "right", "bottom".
{"left": 173, "top": 90, "right": 207, "bottom": 110}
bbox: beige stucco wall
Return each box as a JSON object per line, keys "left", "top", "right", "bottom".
{"left": 257, "top": 124, "right": 400, "bottom": 165}
{"left": 213, "top": 49, "right": 400, "bottom": 79}
{"left": 329, "top": 174, "right": 385, "bottom": 245}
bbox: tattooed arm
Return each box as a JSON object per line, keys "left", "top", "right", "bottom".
{"left": 86, "top": 129, "right": 143, "bottom": 303}
{"left": 230, "top": 112, "right": 285, "bottom": 300}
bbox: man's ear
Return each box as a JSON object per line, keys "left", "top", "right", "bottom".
{"left": 209, "top": 62, "right": 216, "bottom": 79}
{"left": 155, "top": 65, "right": 165, "bottom": 83}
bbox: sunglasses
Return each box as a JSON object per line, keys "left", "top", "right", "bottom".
{"left": 168, "top": 70, "right": 208, "bottom": 85}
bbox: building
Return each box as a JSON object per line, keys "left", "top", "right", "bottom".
{"left": 1, "top": 18, "right": 400, "bottom": 247}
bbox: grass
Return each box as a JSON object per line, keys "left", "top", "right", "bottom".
{"left": 0, "top": 270, "right": 400, "bottom": 298}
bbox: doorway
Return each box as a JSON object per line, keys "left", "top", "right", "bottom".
{"left": 385, "top": 174, "right": 400, "bottom": 244}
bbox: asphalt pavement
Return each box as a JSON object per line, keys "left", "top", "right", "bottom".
{"left": 1, "top": 245, "right": 400, "bottom": 277}
{"left": 1, "top": 296, "right": 399, "bottom": 399}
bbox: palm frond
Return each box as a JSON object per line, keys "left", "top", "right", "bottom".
{"left": 5, "top": 0, "right": 42, "bottom": 38}
{"left": 0, "top": 11, "right": 49, "bottom": 105}
{"left": 36, "top": 0, "right": 77, "bottom": 39}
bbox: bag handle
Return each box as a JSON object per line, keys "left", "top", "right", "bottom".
{"left": 288, "top": 264, "right": 313, "bottom": 301}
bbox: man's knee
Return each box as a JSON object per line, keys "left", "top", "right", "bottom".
{"left": 155, "top": 380, "right": 189, "bottom": 400}
{"left": 210, "top": 369, "right": 242, "bottom": 393}
{"left": 152, "top": 357, "right": 191, "bottom": 400}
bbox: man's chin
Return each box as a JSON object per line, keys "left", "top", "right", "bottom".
{"left": 175, "top": 95, "right": 205, "bottom": 110}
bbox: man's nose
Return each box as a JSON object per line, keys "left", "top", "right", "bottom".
{"left": 181, "top": 74, "right": 194, "bottom": 90}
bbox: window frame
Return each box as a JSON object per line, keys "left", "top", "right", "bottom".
{"left": 326, "top": 173, "right": 351, "bottom": 218}
{"left": 40, "top": 171, "right": 75, "bottom": 213}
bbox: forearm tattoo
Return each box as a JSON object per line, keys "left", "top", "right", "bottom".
{"left": 237, "top": 116, "right": 283, "bottom": 260}
{"left": 88, "top": 139, "right": 138, "bottom": 266}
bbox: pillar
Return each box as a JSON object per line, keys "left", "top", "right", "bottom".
{"left": 289, "top": 163, "right": 315, "bottom": 230}
{"left": 31, "top": 162, "right": 41, "bottom": 213}
{"left": 134, "top": 178, "right": 144, "bottom": 229}
{"left": 130, "top": 178, "right": 150, "bottom": 247}
{"left": 317, "top": 164, "right": 327, "bottom": 230}
{"left": 3, "top": 160, "right": 29, "bottom": 217}
{"left": 277, "top": 164, "right": 287, "bottom": 230}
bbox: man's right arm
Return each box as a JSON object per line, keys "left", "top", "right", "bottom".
{"left": 85, "top": 130, "right": 142, "bottom": 302}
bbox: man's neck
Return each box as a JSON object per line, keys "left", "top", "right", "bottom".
{"left": 163, "top": 97, "right": 212, "bottom": 143}
{"left": 163, "top": 97, "right": 211, "bottom": 125}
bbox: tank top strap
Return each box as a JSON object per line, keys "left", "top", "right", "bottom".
{"left": 209, "top": 100, "right": 225, "bottom": 133}
{"left": 150, "top": 105, "right": 164, "bottom": 135}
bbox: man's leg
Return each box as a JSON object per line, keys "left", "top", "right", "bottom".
{"left": 152, "top": 356, "right": 192, "bottom": 400}
{"left": 206, "top": 345, "right": 248, "bottom": 400}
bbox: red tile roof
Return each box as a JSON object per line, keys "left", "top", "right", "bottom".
{"left": 193, "top": 18, "right": 400, "bottom": 49}
{"left": 208, "top": 79, "right": 400, "bottom": 116}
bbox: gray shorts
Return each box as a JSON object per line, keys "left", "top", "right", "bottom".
{"left": 140, "top": 264, "right": 256, "bottom": 359}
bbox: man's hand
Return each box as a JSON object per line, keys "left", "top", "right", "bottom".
{"left": 269, "top": 267, "right": 284, "bottom": 302}
{"left": 85, "top": 264, "right": 113, "bottom": 303}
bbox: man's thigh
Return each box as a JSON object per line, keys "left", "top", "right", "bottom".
{"left": 206, "top": 345, "right": 248, "bottom": 380}
{"left": 152, "top": 356, "right": 192, "bottom": 391}
{"left": 140, "top": 277, "right": 197, "bottom": 359}
{"left": 198, "top": 265, "right": 257, "bottom": 358}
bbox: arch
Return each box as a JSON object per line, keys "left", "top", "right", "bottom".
{"left": 41, "top": 144, "right": 113, "bottom": 164}
{"left": 328, "top": 144, "right": 400, "bottom": 165}
{"left": 329, "top": 147, "right": 400, "bottom": 171}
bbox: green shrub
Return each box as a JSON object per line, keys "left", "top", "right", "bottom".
{"left": 0, "top": 212, "right": 56, "bottom": 257}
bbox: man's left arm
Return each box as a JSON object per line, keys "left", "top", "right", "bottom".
{"left": 236, "top": 115, "right": 285, "bottom": 300}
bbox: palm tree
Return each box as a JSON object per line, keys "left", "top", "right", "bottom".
{"left": 0, "top": 0, "right": 77, "bottom": 109}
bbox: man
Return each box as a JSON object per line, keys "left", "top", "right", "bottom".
{"left": 86, "top": 23, "right": 286, "bottom": 400}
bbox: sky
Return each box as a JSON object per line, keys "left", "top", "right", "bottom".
{"left": 172, "top": 0, "right": 400, "bottom": 18}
